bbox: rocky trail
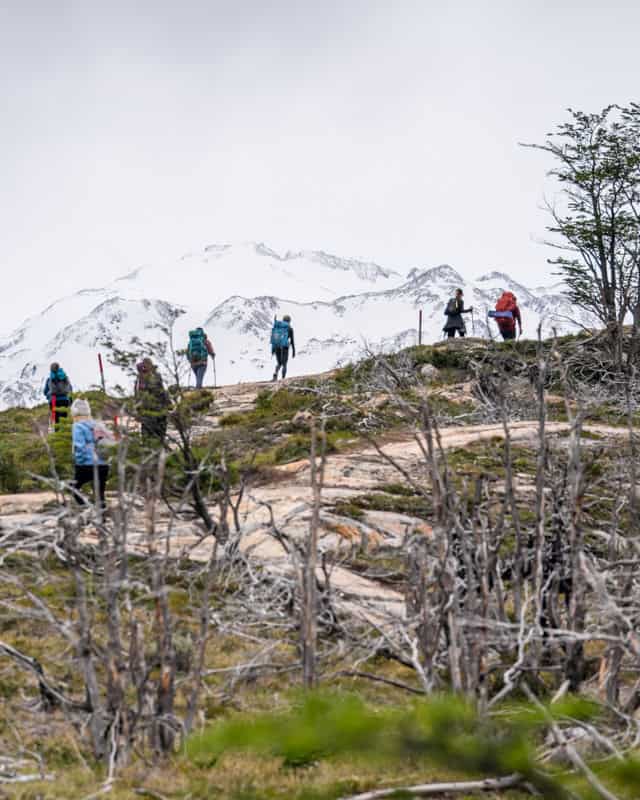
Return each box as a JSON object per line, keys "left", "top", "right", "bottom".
{"left": 0, "top": 375, "right": 634, "bottom": 626}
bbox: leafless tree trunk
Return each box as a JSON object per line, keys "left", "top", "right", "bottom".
{"left": 301, "top": 420, "right": 327, "bottom": 689}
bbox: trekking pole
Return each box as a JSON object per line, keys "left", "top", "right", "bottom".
{"left": 471, "top": 309, "right": 476, "bottom": 337}
{"left": 212, "top": 355, "right": 217, "bottom": 389}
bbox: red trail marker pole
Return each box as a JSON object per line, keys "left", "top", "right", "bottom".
{"left": 49, "top": 395, "right": 57, "bottom": 433}
{"left": 98, "top": 353, "right": 106, "bottom": 393}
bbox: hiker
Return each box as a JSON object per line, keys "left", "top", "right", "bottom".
{"left": 134, "top": 358, "right": 170, "bottom": 443}
{"left": 187, "top": 327, "right": 216, "bottom": 389}
{"left": 43, "top": 362, "right": 72, "bottom": 425}
{"left": 493, "top": 291, "right": 522, "bottom": 340}
{"left": 443, "top": 289, "right": 473, "bottom": 339}
{"left": 70, "top": 398, "right": 111, "bottom": 510}
{"left": 271, "top": 314, "right": 295, "bottom": 380}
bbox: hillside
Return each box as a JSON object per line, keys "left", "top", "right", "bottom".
{"left": 0, "top": 242, "right": 595, "bottom": 410}
{"left": 1, "top": 336, "right": 639, "bottom": 798}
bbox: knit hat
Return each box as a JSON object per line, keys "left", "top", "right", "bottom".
{"left": 71, "top": 398, "right": 92, "bottom": 418}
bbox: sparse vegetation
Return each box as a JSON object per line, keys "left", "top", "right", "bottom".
{"left": 2, "top": 332, "right": 640, "bottom": 797}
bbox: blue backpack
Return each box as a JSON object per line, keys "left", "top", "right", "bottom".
{"left": 271, "top": 320, "right": 290, "bottom": 350}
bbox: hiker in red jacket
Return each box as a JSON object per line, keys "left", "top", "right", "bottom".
{"left": 494, "top": 292, "right": 522, "bottom": 340}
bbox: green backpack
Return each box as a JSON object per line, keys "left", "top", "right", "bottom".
{"left": 188, "top": 329, "right": 208, "bottom": 363}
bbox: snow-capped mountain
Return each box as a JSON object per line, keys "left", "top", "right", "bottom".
{"left": 0, "top": 242, "right": 590, "bottom": 409}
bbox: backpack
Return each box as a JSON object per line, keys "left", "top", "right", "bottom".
{"left": 188, "top": 329, "right": 208, "bottom": 363}
{"left": 50, "top": 373, "right": 71, "bottom": 397}
{"left": 495, "top": 292, "right": 517, "bottom": 328}
{"left": 444, "top": 298, "right": 458, "bottom": 316}
{"left": 93, "top": 422, "right": 117, "bottom": 460}
{"left": 496, "top": 292, "right": 517, "bottom": 314}
{"left": 271, "top": 320, "right": 290, "bottom": 350}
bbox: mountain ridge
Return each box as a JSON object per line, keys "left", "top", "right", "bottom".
{"left": 0, "top": 242, "right": 593, "bottom": 409}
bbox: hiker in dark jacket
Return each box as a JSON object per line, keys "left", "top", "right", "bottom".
{"left": 43, "top": 362, "right": 73, "bottom": 425}
{"left": 443, "top": 289, "right": 473, "bottom": 339}
{"left": 134, "top": 358, "right": 170, "bottom": 443}
{"left": 271, "top": 315, "right": 296, "bottom": 381}
{"left": 187, "top": 327, "right": 215, "bottom": 389}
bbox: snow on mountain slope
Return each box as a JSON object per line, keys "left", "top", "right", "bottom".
{"left": 109, "top": 242, "right": 400, "bottom": 310}
{"left": 201, "top": 268, "right": 594, "bottom": 384}
{"left": 0, "top": 242, "right": 591, "bottom": 409}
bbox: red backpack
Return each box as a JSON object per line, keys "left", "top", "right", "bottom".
{"left": 496, "top": 291, "right": 517, "bottom": 314}
{"left": 495, "top": 292, "right": 517, "bottom": 329}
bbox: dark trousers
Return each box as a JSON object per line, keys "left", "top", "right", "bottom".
{"left": 50, "top": 397, "right": 70, "bottom": 426}
{"left": 192, "top": 363, "right": 207, "bottom": 388}
{"left": 500, "top": 328, "right": 516, "bottom": 340}
{"left": 273, "top": 347, "right": 289, "bottom": 379}
{"left": 447, "top": 328, "right": 465, "bottom": 339}
{"left": 141, "top": 415, "right": 167, "bottom": 444}
{"left": 73, "top": 464, "right": 109, "bottom": 509}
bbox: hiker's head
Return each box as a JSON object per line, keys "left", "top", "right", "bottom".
{"left": 50, "top": 362, "right": 60, "bottom": 374}
{"left": 71, "top": 398, "right": 92, "bottom": 419}
{"left": 137, "top": 358, "right": 154, "bottom": 373}
{"left": 283, "top": 315, "right": 291, "bottom": 323}
{"left": 455, "top": 288, "right": 463, "bottom": 299}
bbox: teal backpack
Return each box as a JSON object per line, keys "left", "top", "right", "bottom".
{"left": 271, "top": 320, "right": 290, "bottom": 350}
{"left": 188, "top": 329, "right": 208, "bottom": 363}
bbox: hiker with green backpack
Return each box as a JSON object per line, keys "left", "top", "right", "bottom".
{"left": 187, "top": 327, "right": 216, "bottom": 388}
{"left": 271, "top": 315, "right": 296, "bottom": 381}
{"left": 135, "top": 358, "right": 170, "bottom": 442}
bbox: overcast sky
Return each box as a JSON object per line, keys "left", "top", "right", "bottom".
{"left": 2, "top": 0, "right": 639, "bottom": 332}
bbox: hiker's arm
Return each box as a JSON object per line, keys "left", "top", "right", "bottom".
{"left": 43, "top": 379, "right": 49, "bottom": 399}
{"left": 289, "top": 327, "right": 295, "bottom": 357}
{"left": 206, "top": 338, "right": 215, "bottom": 357}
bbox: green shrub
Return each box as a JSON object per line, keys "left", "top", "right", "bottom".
{"left": 254, "top": 388, "right": 312, "bottom": 420}
{"left": 187, "top": 692, "right": 616, "bottom": 798}
{"left": 0, "top": 445, "right": 21, "bottom": 492}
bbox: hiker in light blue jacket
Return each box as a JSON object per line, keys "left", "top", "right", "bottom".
{"left": 71, "top": 398, "right": 110, "bottom": 509}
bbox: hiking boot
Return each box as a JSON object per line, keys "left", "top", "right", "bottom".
{"left": 272, "top": 372, "right": 278, "bottom": 381}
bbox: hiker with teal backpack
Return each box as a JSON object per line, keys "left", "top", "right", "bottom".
{"left": 271, "top": 315, "right": 295, "bottom": 381}
{"left": 187, "top": 328, "right": 216, "bottom": 389}
{"left": 43, "top": 362, "right": 73, "bottom": 426}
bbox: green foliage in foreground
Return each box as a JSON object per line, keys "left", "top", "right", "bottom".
{"left": 188, "top": 693, "right": 640, "bottom": 799}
